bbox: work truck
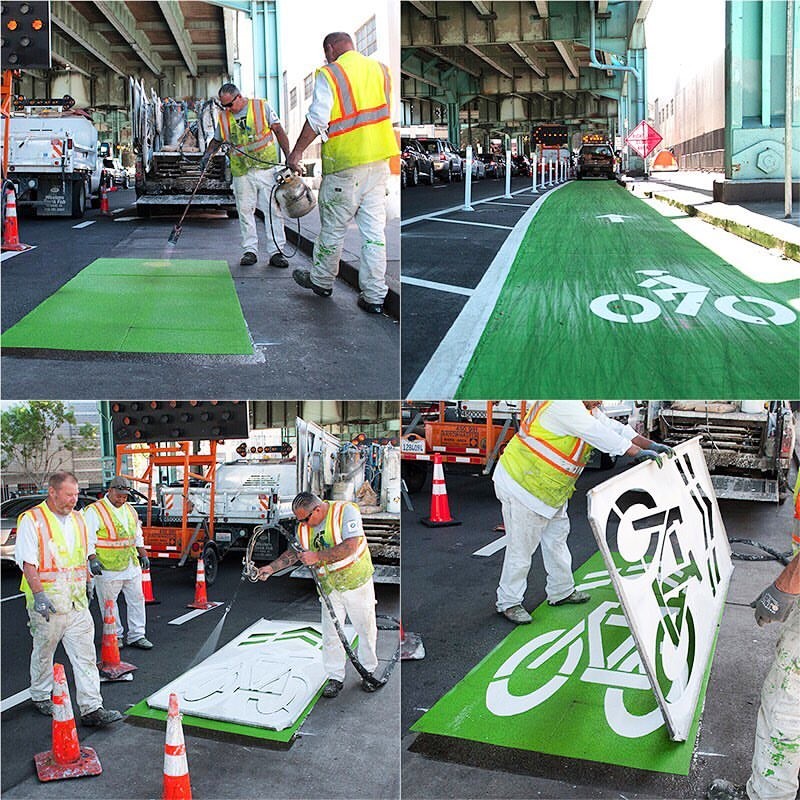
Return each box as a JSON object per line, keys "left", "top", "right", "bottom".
{"left": 130, "top": 77, "right": 234, "bottom": 217}
{"left": 0, "top": 96, "right": 103, "bottom": 217}
{"left": 117, "top": 418, "right": 400, "bottom": 584}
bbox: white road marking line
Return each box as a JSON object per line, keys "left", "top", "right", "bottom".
{"left": 111, "top": 207, "right": 125, "bottom": 215}
{"left": 401, "top": 276, "right": 474, "bottom": 297}
{"left": 697, "top": 751, "right": 728, "bottom": 758}
{"left": 426, "top": 218, "right": 514, "bottom": 231}
{"left": 1, "top": 593, "right": 25, "bottom": 603}
{"left": 401, "top": 186, "right": 535, "bottom": 227}
{"left": 168, "top": 603, "right": 223, "bottom": 625}
{"left": 1, "top": 688, "right": 31, "bottom": 712}
{"left": 113, "top": 216, "right": 141, "bottom": 222}
{"left": 409, "top": 182, "right": 569, "bottom": 398}
{"left": 485, "top": 201, "right": 533, "bottom": 207}
{"left": 72, "top": 220, "right": 96, "bottom": 229}
{"left": 1, "top": 245, "right": 37, "bottom": 262}
{"left": 473, "top": 535, "right": 507, "bottom": 556}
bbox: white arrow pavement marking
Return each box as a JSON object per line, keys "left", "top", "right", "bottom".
{"left": 473, "top": 535, "right": 508, "bottom": 556}
{"left": 596, "top": 214, "right": 633, "bottom": 223}
{"left": 168, "top": 603, "right": 224, "bottom": 625}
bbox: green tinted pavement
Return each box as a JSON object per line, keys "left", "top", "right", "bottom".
{"left": 2, "top": 258, "right": 252, "bottom": 355}
{"left": 411, "top": 551, "right": 716, "bottom": 775}
{"left": 455, "top": 182, "right": 799, "bottom": 397}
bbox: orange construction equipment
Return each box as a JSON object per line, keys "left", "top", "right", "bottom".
{"left": 34, "top": 663, "right": 103, "bottom": 782}
{"left": 97, "top": 599, "right": 137, "bottom": 681}
{"left": 162, "top": 693, "right": 192, "bottom": 800}
{"left": 2, "top": 183, "right": 30, "bottom": 251}
{"left": 651, "top": 149, "right": 678, "bottom": 172}
{"left": 187, "top": 557, "right": 215, "bottom": 609}
{"left": 142, "top": 568, "right": 160, "bottom": 605}
{"left": 420, "top": 453, "right": 461, "bottom": 528}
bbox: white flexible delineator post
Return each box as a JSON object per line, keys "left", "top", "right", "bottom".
{"left": 504, "top": 149, "right": 512, "bottom": 198}
{"left": 463, "top": 145, "right": 474, "bottom": 212}
{"left": 531, "top": 152, "right": 538, "bottom": 193}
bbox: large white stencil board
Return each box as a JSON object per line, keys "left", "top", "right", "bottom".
{"left": 148, "top": 618, "right": 355, "bottom": 731}
{"left": 586, "top": 437, "right": 733, "bottom": 741}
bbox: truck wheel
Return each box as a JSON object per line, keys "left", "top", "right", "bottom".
{"left": 137, "top": 204, "right": 151, "bottom": 218}
{"left": 402, "top": 461, "right": 428, "bottom": 494}
{"left": 202, "top": 543, "right": 219, "bottom": 585}
{"left": 71, "top": 181, "right": 86, "bottom": 219}
{"left": 226, "top": 209, "right": 239, "bottom": 219}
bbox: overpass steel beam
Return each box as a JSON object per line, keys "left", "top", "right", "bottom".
{"left": 51, "top": 4, "right": 125, "bottom": 76}
{"left": 93, "top": 1, "right": 163, "bottom": 77}
{"left": 157, "top": 1, "right": 198, "bottom": 76}
{"left": 464, "top": 44, "right": 513, "bottom": 79}
{"left": 508, "top": 42, "right": 547, "bottom": 77}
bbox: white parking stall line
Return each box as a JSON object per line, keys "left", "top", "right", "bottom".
{"left": 485, "top": 201, "right": 534, "bottom": 208}
{"left": 473, "top": 535, "right": 508, "bottom": 557}
{"left": 401, "top": 276, "right": 474, "bottom": 297}
{"left": 113, "top": 216, "right": 141, "bottom": 222}
{"left": 111, "top": 207, "right": 125, "bottom": 215}
{"left": 72, "top": 220, "right": 96, "bottom": 229}
{"left": 168, "top": 603, "right": 223, "bottom": 626}
{"left": 427, "top": 218, "right": 514, "bottom": 231}
{"left": 1, "top": 688, "right": 31, "bottom": 713}
{"left": 1, "top": 246, "right": 37, "bottom": 262}
{"left": 402, "top": 186, "right": 536, "bottom": 227}
{"left": 1, "top": 593, "right": 25, "bottom": 603}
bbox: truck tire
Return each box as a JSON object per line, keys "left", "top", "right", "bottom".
{"left": 71, "top": 180, "right": 86, "bottom": 219}
{"left": 137, "top": 204, "right": 152, "bottom": 218}
{"left": 202, "top": 542, "right": 219, "bottom": 585}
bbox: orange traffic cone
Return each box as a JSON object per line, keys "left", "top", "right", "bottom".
{"left": 98, "top": 182, "right": 111, "bottom": 216}
{"left": 98, "top": 599, "right": 137, "bottom": 680}
{"left": 187, "top": 557, "right": 216, "bottom": 609}
{"left": 399, "top": 620, "right": 426, "bottom": 661}
{"left": 162, "top": 693, "right": 192, "bottom": 800}
{"left": 2, "top": 184, "right": 31, "bottom": 251}
{"left": 420, "top": 453, "right": 461, "bottom": 527}
{"left": 34, "top": 663, "right": 103, "bottom": 781}
{"left": 142, "top": 568, "right": 161, "bottom": 605}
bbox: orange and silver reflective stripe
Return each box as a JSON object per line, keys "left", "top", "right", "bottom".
{"left": 323, "top": 62, "right": 356, "bottom": 118}
{"left": 324, "top": 62, "right": 390, "bottom": 138}
{"left": 36, "top": 566, "right": 87, "bottom": 585}
{"left": 29, "top": 507, "right": 56, "bottom": 571}
{"left": 298, "top": 522, "right": 311, "bottom": 550}
{"left": 321, "top": 537, "right": 368, "bottom": 573}
{"left": 92, "top": 501, "right": 135, "bottom": 547}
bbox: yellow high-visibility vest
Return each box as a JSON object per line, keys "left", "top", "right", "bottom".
{"left": 218, "top": 99, "right": 278, "bottom": 177}
{"left": 318, "top": 50, "right": 398, "bottom": 174}
{"left": 85, "top": 498, "right": 139, "bottom": 573}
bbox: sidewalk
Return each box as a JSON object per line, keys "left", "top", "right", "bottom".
{"left": 621, "top": 172, "right": 800, "bottom": 262}
{"left": 287, "top": 198, "right": 400, "bottom": 319}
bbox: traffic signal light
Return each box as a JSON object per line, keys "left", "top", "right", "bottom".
{"left": 110, "top": 401, "right": 249, "bottom": 443}
{"left": 1, "top": 1, "right": 51, "bottom": 69}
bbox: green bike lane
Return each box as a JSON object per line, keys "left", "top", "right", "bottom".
{"left": 408, "top": 181, "right": 800, "bottom": 399}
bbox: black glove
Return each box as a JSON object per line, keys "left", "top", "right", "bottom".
{"left": 635, "top": 449, "right": 664, "bottom": 468}
{"left": 751, "top": 582, "right": 798, "bottom": 626}
{"left": 32, "top": 591, "right": 57, "bottom": 621}
{"left": 89, "top": 557, "right": 104, "bottom": 576}
{"left": 138, "top": 554, "right": 150, "bottom": 571}
{"left": 650, "top": 442, "right": 675, "bottom": 458}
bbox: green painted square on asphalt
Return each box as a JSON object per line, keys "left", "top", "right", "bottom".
{"left": 411, "top": 551, "right": 718, "bottom": 775}
{"left": 2, "top": 258, "right": 252, "bottom": 355}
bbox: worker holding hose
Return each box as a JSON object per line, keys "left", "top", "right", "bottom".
{"left": 256, "top": 492, "right": 379, "bottom": 699}
{"left": 201, "top": 83, "right": 292, "bottom": 269}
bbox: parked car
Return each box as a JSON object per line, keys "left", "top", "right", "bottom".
{"left": 476, "top": 152, "right": 506, "bottom": 179}
{"left": 416, "top": 137, "right": 463, "bottom": 183}
{"left": 400, "top": 137, "right": 435, "bottom": 188}
{"left": 575, "top": 144, "right": 616, "bottom": 179}
{"left": 459, "top": 151, "right": 486, "bottom": 179}
{"left": 511, "top": 154, "right": 532, "bottom": 177}
{"left": 101, "top": 157, "right": 129, "bottom": 188}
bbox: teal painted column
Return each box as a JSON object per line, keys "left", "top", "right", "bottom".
{"left": 251, "top": 0, "right": 281, "bottom": 114}
{"left": 447, "top": 101, "right": 460, "bottom": 145}
{"left": 97, "top": 401, "right": 116, "bottom": 484}
{"left": 725, "top": 0, "right": 799, "bottom": 181}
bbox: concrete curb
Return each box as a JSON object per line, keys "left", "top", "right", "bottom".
{"left": 286, "top": 228, "right": 400, "bottom": 319}
{"left": 620, "top": 178, "right": 800, "bottom": 262}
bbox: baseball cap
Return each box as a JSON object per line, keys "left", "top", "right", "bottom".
{"left": 108, "top": 476, "right": 131, "bottom": 492}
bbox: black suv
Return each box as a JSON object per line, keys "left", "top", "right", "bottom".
{"left": 576, "top": 144, "right": 616, "bottom": 179}
{"left": 401, "top": 137, "right": 435, "bottom": 187}
{"left": 416, "top": 138, "right": 463, "bottom": 183}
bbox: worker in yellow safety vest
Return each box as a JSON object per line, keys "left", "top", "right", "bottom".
{"left": 287, "top": 31, "right": 399, "bottom": 314}
{"left": 256, "top": 491, "right": 378, "bottom": 699}
{"left": 202, "top": 83, "right": 293, "bottom": 269}
{"left": 494, "top": 401, "right": 674, "bottom": 624}
{"left": 83, "top": 475, "right": 153, "bottom": 650}
{"left": 14, "top": 471, "right": 122, "bottom": 727}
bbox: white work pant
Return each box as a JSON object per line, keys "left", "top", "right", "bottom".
{"left": 312, "top": 160, "right": 390, "bottom": 304}
{"left": 319, "top": 579, "right": 378, "bottom": 682}
{"left": 27, "top": 606, "right": 103, "bottom": 717}
{"left": 748, "top": 601, "right": 800, "bottom": 800}
{"left": 495, "top": 487, "right": 574, "bottom": 610}
{"left": 95, "top": 571, "right": 146, "bottom": 643}
{"left": 231, "top": 167, "right": 286, "bottom": 257}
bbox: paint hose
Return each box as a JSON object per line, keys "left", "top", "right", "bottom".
{"left": 728, "top": 538, "right": 791, "bottom": 566}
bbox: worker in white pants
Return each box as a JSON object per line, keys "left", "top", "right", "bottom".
{"left": 232, "top": 166, "right": 287, "bottom": 262}
{"left": 493, "top": 401, "right": 672, "bottom": 624}
{"left": 95, "top": 577, "right": 147, "bottom": 645}
{"left": 708, "top": 553, "right": 800, "bottom": 800}
{"left": 319, "top": 579, "right": 378, "bottom": 683}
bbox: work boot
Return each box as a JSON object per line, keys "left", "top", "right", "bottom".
{"left": 549, "top": 590, "right": 590, "bottom": 606}
{"left": 499, "top": 605, "right": 532, "bottom": 624}
{"left": 128, "top": 637, "right": 153, "bottom": 650}
{"left": 322, "top": 679, "right": 343, "bottom": 698}
{"left": 357, "top": 295, "right": 383, "bottom": 315}
{"left": 32, "top": 699, "right": 53, "bottom": 716}
{"left": 269, "top": 252, "right": 289, "bottom": 268}
{"left": 361, "top": 674, "right": 379, "bottom": 693}
{"left": 293, "top": 268, "right": 332, "bottom": 297}
{"left": 81, "top": 707, "right": 123, "bottom": 727}
{"left": 706, "top": 779, "right": 749, "bottom": 800}
{"left": 240, "top": 252, "right": 258, "bottom": 266}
